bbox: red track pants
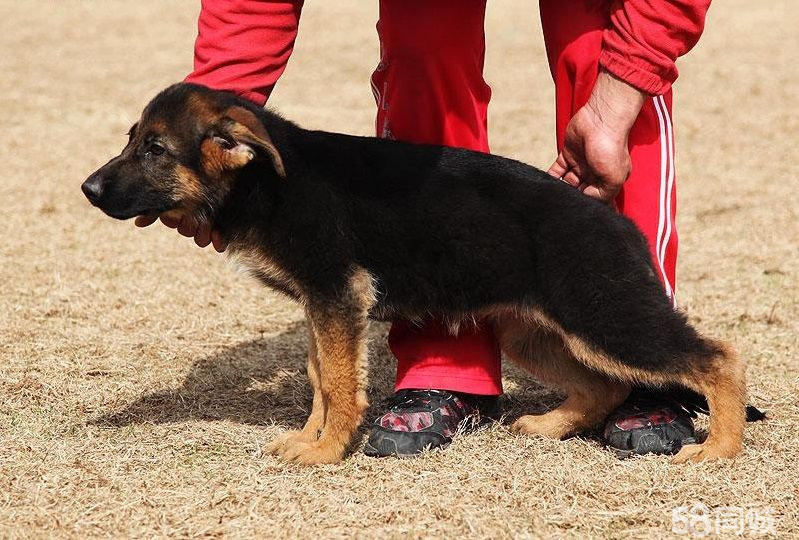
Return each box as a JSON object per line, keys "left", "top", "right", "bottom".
{"left": 374, "top": 0, "right": 678, "bottom": 395}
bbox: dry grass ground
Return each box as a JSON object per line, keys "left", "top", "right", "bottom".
{"left": 1, "top": 0, "right": 797, "bottom": 537}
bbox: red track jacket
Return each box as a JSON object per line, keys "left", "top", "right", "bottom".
{"left": 185, "top": 0, "right": 711, "bottom": 105}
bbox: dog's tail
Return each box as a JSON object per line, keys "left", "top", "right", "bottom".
{"left": 637, "top": 385, "right": 766, "bottom": 422}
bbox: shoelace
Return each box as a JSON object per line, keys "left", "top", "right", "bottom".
{"left": 383, "top": 389, "right": 455, "bottom": 412}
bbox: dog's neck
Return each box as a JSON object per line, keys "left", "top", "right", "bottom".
{"left": 211, "top": 164, "right": 280, "bottom": 242}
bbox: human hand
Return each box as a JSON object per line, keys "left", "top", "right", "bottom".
{"left": 134, "top": 214, "right": 227, "bottom": 252}
{"left": 547, "top": 69, "right": 646, "bottom": 203}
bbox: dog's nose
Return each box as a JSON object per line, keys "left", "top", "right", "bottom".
{"left": 81, "top": 175, "right": 104, "bottom": 203}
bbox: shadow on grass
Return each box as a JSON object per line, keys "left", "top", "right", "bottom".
{"left": 92, "top": 321, "right": 405, "bottom": 430}
{"left": 91, "top": 319, "right": 562, "bottom": 432}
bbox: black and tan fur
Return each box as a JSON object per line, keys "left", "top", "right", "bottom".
{"left": 82, "top": 83, "right": 757, "bottom": 464}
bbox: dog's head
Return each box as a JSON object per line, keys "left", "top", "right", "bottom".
{"left": 81, "top": 83, "right": 285, "bottom": 222}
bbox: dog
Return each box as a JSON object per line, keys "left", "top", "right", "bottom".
{"left": 82, "top": 83, "right": 756, "bottom": 465}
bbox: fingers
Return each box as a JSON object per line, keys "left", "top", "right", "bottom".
{"left": 581, "top": 184, "right": 603, "bottom": 200}
{"left": 546, "top": 153, "right": 569, "bottom": 180}
{"left": 581, "top": 184, "right": 617, "bottom": 204}
{"left": 547, "top": 148, "right": 618, "bottom": 203}
{"left": 548, "top": 153, "right": 586, "bottom": 189}
{"left": 211, "top": 230, "right": 227, "bottom": 253}
{"left": 160, "top": 215, "right": 180, "bottom": 229}
{"left": 562, "top": 170, "right": 581, "bottom": 188}
{"left": 194, "top": 224, "right": 212, "bottom": 248}
{"left": 134, "top": 215, "right": 157, "bottom": 228}
{"left": 136, "top": 213, "right": 224, "bottom": 252}
{"left": 177, "top": 216, "right": 197, "bottom": 237}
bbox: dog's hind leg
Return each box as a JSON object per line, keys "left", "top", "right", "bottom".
{"left": 669, "top": 342, "right": 746, "bottom": 463}
{"left": 547, "top": 319, "right": 747, "bottom": 463}
{"left": 495, "top": 316, "right": 630, "bottom": 440}
{"left": 267, "top": 316, "right": 326, "bottom": 455}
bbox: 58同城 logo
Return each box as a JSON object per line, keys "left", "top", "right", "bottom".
{"left": 672, "top": 502, "right": 777, "bottom": 536}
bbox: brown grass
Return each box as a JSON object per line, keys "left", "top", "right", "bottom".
{"left": 1, "top": 0, "right": 798, "bottom": 537}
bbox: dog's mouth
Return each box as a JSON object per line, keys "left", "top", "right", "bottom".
{"left": 102, "top": 208, "right": 156, "bottom": 220}
{"left": 92, "top": 200, "right": 176, "bottom": 221}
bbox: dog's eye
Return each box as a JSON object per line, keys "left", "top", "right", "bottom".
{"left": 147, "top": 143, "right": 166, "bottom": 156}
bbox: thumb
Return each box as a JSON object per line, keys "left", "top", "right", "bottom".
{"left": 582, "top": 184, "right": 617, "bottom": 204}
{"left": 547, "top": 153, "right": 569, "bottom": 180}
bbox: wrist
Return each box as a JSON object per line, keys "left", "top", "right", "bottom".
{"left": 586, "top": 68, "right": 646, "bottom": 135}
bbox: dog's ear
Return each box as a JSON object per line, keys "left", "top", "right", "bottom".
{"left": 212, "top": 106, "right": 286, "bottom": 178}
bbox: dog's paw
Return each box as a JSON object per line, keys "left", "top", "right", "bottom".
{"left": 511, "top": 415, "right": 571, "bottom": 439}
{"left": 280, "top": 440, "right": 345, "bottom": 465}
{"left": 266, "top": 429, "right": 309, "bottom": 456}
{"left": 671, "top": 443, "right": 739, "bottom": 464}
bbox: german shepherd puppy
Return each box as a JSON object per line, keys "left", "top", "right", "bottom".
{"left": 82, "top": 83, "right": 752, "bottom": 465}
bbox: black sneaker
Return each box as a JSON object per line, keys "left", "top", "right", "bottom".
{"left": 603, "top": 390, "right": 696, "bottom": 458}
{"left": 363, "top": 389, "right": 501, "bottom": 458}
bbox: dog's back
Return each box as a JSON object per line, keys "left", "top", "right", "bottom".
{"left": 249, "top": 124, "right": 689, "bottom": 367}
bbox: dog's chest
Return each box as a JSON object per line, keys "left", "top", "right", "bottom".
{"left": 226, "top": 245, "right": 302, "bottom": 301}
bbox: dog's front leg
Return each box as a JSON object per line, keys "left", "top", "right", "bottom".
{"left": 266, "top": 316, "right": 326, "bottom": 456}
{"left": 276, "top": 305, "right": 369, "bottom": 464}
{"left": 274, "top": 271, "right": 374, "bottom": 465}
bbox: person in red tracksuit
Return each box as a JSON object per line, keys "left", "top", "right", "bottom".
{"left": 147, "top": 0, "right": 712, "bottom": 457}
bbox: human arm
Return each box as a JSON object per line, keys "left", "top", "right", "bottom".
{"left": 548, "top": 0, "right": 711, "bottom": 202}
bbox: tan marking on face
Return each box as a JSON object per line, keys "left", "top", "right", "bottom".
{"left": 149, "top": 118, "right": 167, "bottom": 133}
{"left": 128, "top": 117, "right": 168, "bottom": 151}
{"left": 173, "top": 164, "right": 205, "bottom": 209}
